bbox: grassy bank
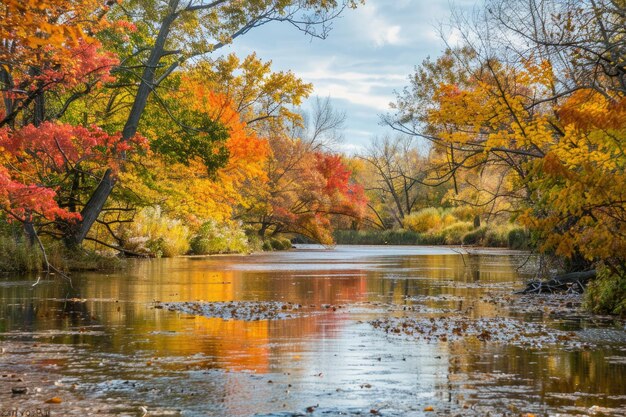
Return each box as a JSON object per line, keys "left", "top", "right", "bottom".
{"left": 0, "top": 235, "right": 123, "bottom": 273}
{"left": 334, "top": 206, "right": 531, "bottom": 249}
{"left": 334, "top": 225, "right": 530, "bottom": 249}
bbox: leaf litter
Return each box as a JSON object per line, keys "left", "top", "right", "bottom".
{"left": 153, "top": 300, "right": 310, "bottom": 321}
{"left": 370, "top": 315, "right": 587, "bottom": 348}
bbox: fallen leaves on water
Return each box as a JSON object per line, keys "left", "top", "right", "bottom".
{"left": 424, "top": 405, "right": 434, "bottom": 412}
{"left": 153, "top": 301, "right": 307, "bottom": 321}
{"left": 370, "top": 316, "right": 584, "bottom": 348}
{"left": 45, "top": 397, "right": 62, "bottom": 404}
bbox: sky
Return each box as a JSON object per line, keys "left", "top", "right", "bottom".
{"left": 219, "top": 1, "right": 478, "bottom": 154}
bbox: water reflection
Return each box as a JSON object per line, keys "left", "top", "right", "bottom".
{"left": 1, "top": 246, "right": 625, "bottom": 416}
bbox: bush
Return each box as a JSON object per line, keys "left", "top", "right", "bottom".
{"left": 260, "top": 236, "right": 293, "bottom": 251}
{"left": 46, "top": 242, "right": 123, "bottom": 271}
{"left": 334, "top": 229, "right": 420, "bottom": 245}
{"left": 484, "top": 225, "right": 511, "bottom": 247}
{"left": 462, "top": 227, "right": 487, "bottom": 245}
{"left": 190, "top": 220, "right": 249, "bottom": 255}
{"left": 584, "top": 265, "right": 626, "bottom": 316}
{"left": 449, "top": 206, "right": 477, "bottom": 222}
{"left": 0, "top": 235, "right": 43, "bottom": 272}
{"left": 269, "top": 237, "right": 292, "bottom": 250}
{"left": 441, "top": 213, "right": 458, "bottom": 228}
{"left": 508, "top": 227, "right": 530, "bottom": 250}
{"left": 403, "top": 208, "right": 442, "bottom": 233}
{"left": 0, "top": 235, "right": 122, "bottom": 272}
{"left": 262, "top": 240, "right": 273, "bottom": 251}
{"left": 118, "top": 206, "right": 190, "bottom": 257}
{"left": 244, "top": 230, "right": 263, "bottom": 253}
{"left": 438, "top": 222, "right": 474, "bottom": 245}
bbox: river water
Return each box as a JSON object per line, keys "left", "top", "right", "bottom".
{"left": 1, "top": 245, "right": 625, "bottom": 416}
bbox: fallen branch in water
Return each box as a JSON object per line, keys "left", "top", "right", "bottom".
{"left": 32, "top": 226, "right": 73, "bottom": 288}
{"left": 516, "top": 270, "right": 596, "bottom": 294}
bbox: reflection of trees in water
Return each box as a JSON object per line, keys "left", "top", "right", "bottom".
{"left": 0, "top": 279, "right": 82, "bottom": 330}
{"left": 2, "top": 253, "right": 622, "bottom": 409}
{"left": 445, "top": 341, "right": 626, "bottom": 409}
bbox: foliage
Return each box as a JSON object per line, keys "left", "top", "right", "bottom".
{"left": 45, "top": 241, "right": 124, "bottom": 271}
{"left": 125, "top": 77, "right": 270, "bottom": 224}
{"left": 334, "top": 229, "right": 422, "bottom": 245}
{"left": 190, "top": 220, "right": 250, "bottom": 255}
{"left": 403, "top": 208, "right": 443, "bottom": 233}
{"left": 241, "top": 98, "right": 368, "bottom": 244}
{"left": 117, "top": 206, "right": 191, "bottom": 257}
{"left": 484, "top": 225, "right": 518, "bottom": 248}
{"left": 461, "top": 227, "right": 487, "bottom": 246}
{"left": 507, "top": 228, "right": 531, "bottom": 250}
{"left": 438, "top": 222, "right": 474, "bottom": 245}
{"left": 385, "top": 0, "right": 626, "bottom": 314}
{"left": 357, "top": 135, "right": 446, "bottom": 228}
{"left": 261, "top": 237, "right": 292, "bottom": 251}
{"left": 0, "top": 235, "right": 43, "bottom": 272}
{"left": 269, "top": 237, "right": 293, "bottom": 251}
{"left": 584, "top": 265, "right": 626, "bottom": 316}
{"left": 0, "top": 220, "right": 122, "bottom": 272}
{"left": 0, "top": 122, "right": 146, "bottom": 225}
{"left": 1, "top": 0, "right": 363, "bottom": 255}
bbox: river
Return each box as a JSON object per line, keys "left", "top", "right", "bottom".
{"left": 1, "top": 245, "right": 625, "bottom": 416}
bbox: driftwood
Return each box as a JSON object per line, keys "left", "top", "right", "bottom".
{"left": 516, "top": 270, "right": 597, "bottom": 294}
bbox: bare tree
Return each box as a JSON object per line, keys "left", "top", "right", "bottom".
{"left": 358, "top": 135, "right": 437, "bottom": 228}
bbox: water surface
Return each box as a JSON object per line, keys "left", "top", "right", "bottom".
{"left": 1, "top": 245, "right": 625, "bottom": 416}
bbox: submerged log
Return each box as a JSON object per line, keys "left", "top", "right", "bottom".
{"left": 516, "top": 270, "right": 596, "bottom": 294}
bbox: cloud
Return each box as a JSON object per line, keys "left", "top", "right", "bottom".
{"left": 220, "top": 0, "right": 481, "bottom": 153}
{"left": 336, "top": 142, "right": 366, "bottom": 155}
{"left": 344, "top": 3, "right": 405, "bottom": 47}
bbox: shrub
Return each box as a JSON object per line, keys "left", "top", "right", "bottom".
{"left": 334, "top": 229, "right": 422, "bottom": 245}
{"left": 118, "top": 206, "right": 191, "bottom": 257}
{"left": 190, "top": 220, "right": 249, "bottom": 255}
{"left": 268, "top": 237, "right": 292, "bottom": 251}
{"left": 45, "top": 241, "right": 123, "bottom": 271}
{"left": 244, "top": 230, "right": 263, "bottom": 253}
{"left": 441, "top": 213, "right": 458, "bottom": 228}
{"left": 449, "top": 206, "right": 477, "bottom": 222}
{"left": 403, "top": 208, "right": 442, "bottom": 233}
{"left": 438, "top": 222, "right": 474, "bottom": 245}
{"left": 0, "top": 235, "right": 122, "bottom": 272}
{"left": 484, "top": 225, "right": 511, "bottom": 247}
{"left": 584, "top": 264, "right": 626, "bottom": 316}
{"left": 0, "top": 235, "right": 43, "bottom": 272}
{"left": 462, "top": 227, "right": 487, "bottom": 245}
{"left": 508, "top": 227, "right": 530, "bottom": 250}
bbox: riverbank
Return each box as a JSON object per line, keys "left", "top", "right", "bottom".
{"left": 333, "top": 227, "right": 530, "bottom": 249}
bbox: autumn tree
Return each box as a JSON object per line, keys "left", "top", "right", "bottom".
{"left": 386, "top": 0, "right": 626, "bottom": 309}
{"left": 358, "top": 135, "right": 446, "bottom": 229}
{"left": 0, "top": 0, "right": 119, "bottom": 128}
{"left": 0, "top": 0, "right": 131, "bottom": 256}
{"left": 240, "top": 97, "right": 367, "bottom": 244}
{"left": 67, "top": 0, "right": 364, "bottom": 247}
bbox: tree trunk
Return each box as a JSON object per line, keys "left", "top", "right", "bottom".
{"left": 23, "top": 214, "right": 36, "bottom": 246}
{"left": 65, "top": 168, "right": 115, "bottom": 247}
{"left": 0, "top": 66, "right": 14, "bottom": 127}
{"left": 473, "top": 215, "right": 481, "bottom": 229}
{"left": 65, "top": 1, "right": 180, "bottom": 247}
